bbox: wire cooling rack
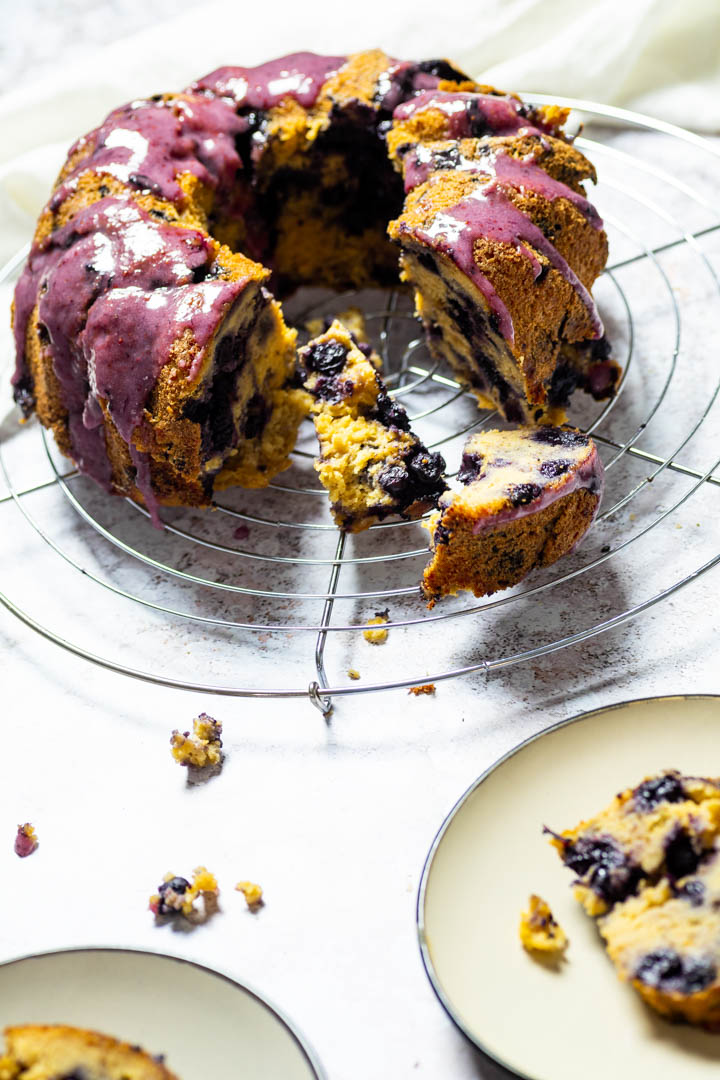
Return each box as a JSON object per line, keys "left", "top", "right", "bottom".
{"left": 2, "top": 99, "right": 720, "bottom": 714}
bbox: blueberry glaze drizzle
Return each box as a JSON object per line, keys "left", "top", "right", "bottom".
{"left": 192, "top": 52, "right": 348, "bottom": 110}
{"left": 404, "top": 147, "right": 604, "bottom": 345}
{"left": 13, "top": 196, "right": 245, "bottom": 520}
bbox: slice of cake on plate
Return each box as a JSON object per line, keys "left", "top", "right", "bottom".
{"left": 0, "top": 1024, "right": 178, "bottom": 1079}
{"left": 548, "top": 771, "right": 720, "bottom": 1028}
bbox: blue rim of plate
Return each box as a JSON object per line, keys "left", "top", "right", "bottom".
{"left": 0, "top": 944, "right": 327, "bottom": 1079}
{"left": 415, "top": 693, "right": 720, "bottom": 1080}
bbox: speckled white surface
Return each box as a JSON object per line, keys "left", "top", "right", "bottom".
{"left": 1, "top": 6, "right": 719, "bottom": 1080}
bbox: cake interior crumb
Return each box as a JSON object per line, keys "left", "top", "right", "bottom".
{"left": 363, "top": 609, "right": 390, "bottom": 644}
{"left": 236, "top": 880, "right": 264, "bottom": 909}
{"left": 519, "top": 894, "right": 568, "bottom": 955}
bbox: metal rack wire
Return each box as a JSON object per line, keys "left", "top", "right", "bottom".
{"left": 1, "top": 99, "right": 719, "bottom": 714}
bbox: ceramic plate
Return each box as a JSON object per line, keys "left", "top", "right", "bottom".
{"left": 418, "top": 694, "right": 720, "bottom": 1080}
{"left": 0, "top": 948, "right": 324, "bottom": 1079}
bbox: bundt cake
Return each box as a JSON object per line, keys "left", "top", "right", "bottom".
{"left": 298, "top": 319, "right": 446, "bottom": 530}
{"left": 422, "top": 425, "right": 603, "bottom": 602}
{"left": 0, "top": 1024, "right": 178, "bottom": 1079}
{"left": 11, "top": 50, "right": 609, "bottom": 518}
{"left": 548, "top": 771, "right": 720, "bottom": 1028}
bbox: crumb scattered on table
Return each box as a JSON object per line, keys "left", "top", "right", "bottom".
{"left": 14, "top": 823, "right": 38, "bottom": 858}
{"left": 363, "top": 609, "right": 389, "bottom": 644}
{"left": 170, "top": 713, "right": 223, "bottom": 768}
{"left": 236, "top": 880, "right": 264, "bottom": 909}
{"left": 409, "top": 683, "right": 436, "bottom": 696}
{"left": 519, "top": 894, "right": 568, "bottom": 955}
{"left": 149, "top": 866, "right": 219, "bottom": 920}
{"left": 348, "top": 668, "right": 360, "bottom": 680}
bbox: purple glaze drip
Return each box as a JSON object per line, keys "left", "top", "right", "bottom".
{"left": 13, "top": 196, "right": 244, "bottom": 520}
{"left": 407, "top": 152, "right": 604, "bottom": 343}
{"left": 402, "top": 145, "right": 603, "bottom": 232}
{"left": 192, "top": 52, "right": 347, "bottom": 111}
{"left": 393, "top": 90, "right": 551, "bottom": 139}
{"left": 52, "top": 95, "right": 247, "bottom": 210}
{"left": 374, "top": 61, "right": 446, "bottom": 113}
{"left": 467, "top": 444, "right": 605, "bottom": 536}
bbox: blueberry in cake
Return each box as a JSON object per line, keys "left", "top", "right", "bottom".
{"left": 0, "top": 1025, "right": 178, "bottom": 1079}
{"left": 298, "top": 320, "right": 446, "bottom": 530}
{"left": 519, "top": 894, "right": 568, "bottom": 955}
{"left": 422, "top": 425, "right": 603, "bottom": 603}
{"left": 549, "top": 770, "right": 720, "bottom": 1028}
{"left": 12, "top": 51, "right": 610, "bottom": 516}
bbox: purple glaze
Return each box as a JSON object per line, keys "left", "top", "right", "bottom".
{"left": 13, "top": 196, "right": 244, "bottom": 519}
{"left": 192, "top": 52, "right": 347, "bottom": 111}
{"left": 393, "top": 89, "right": 552, "bottom": 139}
{"left": 374, "top": 61, "right": 446, "bottom": 113}
{"left": 404, "top": 145, "right": 601, "bottom": 227}
{"left": 453, "top": 442, "right": 605, "bottom": 536}
{"left": 52, "top": 94, "right": 247, "bottom": 210}
{"left": 404, "top": 151, "right": 604, "bottom": 343}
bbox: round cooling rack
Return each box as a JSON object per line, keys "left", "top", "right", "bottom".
{"left": 1, "top": 99, "right": 720, "bottom": 713}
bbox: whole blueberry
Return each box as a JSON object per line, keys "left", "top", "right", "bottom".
{"left": 408, "top": 450, "right": 445, "bottom": 487}
{"left": 303, "top": 340, "right": 349, "bottom": 375}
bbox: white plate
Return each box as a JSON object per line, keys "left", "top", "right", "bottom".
{"left": 418, "top": 694, "right": 720, "bottom": 1080}
{"left": 0, "top": 947, "right": 324, "bottom": 1079}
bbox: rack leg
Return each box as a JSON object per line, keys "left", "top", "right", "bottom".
{"left": 310, "top": 531, "right": 346, "bottom": 718}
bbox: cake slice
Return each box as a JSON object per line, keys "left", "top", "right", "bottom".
{"left": 0, "top": 1025, "right": 178, "bottom": 1079}
{"left": 548, "top": 771, "right": 720, "bottom": 1029}
{"left": 298, "top": 320, "right": 447, "bottom": 531}
{"left": 599, "top": 845, "right": 720, "bottom": 1029}
{"left": 422, "top": 426, "right": 603, "bottom": 603}
{"left": 387, "top": 123, "right": 609, "bottom": 425}
{"left": 548, "top": 771, "right": 720, "bottom": 917}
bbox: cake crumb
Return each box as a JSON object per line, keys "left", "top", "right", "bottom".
{"left": 14, "top": 823, "right": 38, "bottom": 858}
{"left": 519, "top": 894, "right": 568, "bottom": 955}
{"left": 170, "top": 713, "right": 223, "bottom": 769}
{"left": 236, "top": 880, "right": 264, "bottom": 909}
{"left": 149, "top": 866, "right": 219, "bottom": 920}
{"left": 348, "top": 668, "right": 361, "bottom": 680}
{"left": 363, "top": 609, "right": 389, "bottom": 644}
{"left": 409, "top": 683, "right": 436, "bottom": 696}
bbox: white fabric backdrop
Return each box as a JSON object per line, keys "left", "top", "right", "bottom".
{"left": 1, "top": 0, "right": 719, "bottom": 270}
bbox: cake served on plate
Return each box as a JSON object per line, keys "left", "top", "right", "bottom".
{"left": 298, "top": 319, "right": 446, "bottom": 530}
{"left": 11, "top": 50, "right": 609, "bottom": 520}
{"left": 422, "top": 425, "right": 603, "bottom": 603}
{"left": 0, "top": 1024, "right": 178, "bottom": 1079}
{"left": 549, "top": 770, "right": 720, "bottom": 1028}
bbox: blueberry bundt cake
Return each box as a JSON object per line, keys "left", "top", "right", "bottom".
{"left": 298, "top": 320, "right": 446, "bottom": 530}
{"left": 0, "top": 1025, "right": 178, "bottom": 1079}
{"left": 12, "top": 50, "right": 609, "bottom": 516}
{"left": 549, "top": 770, "right": 720, "bottom": 1028}
{"left": 422, "top": 426, "right": 603, "bottom": 603}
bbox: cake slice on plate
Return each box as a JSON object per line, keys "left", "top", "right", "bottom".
{"left": 548, "top": 770, "right": 720, "bottom": 1029}
{"left": 0, "top": 1024, "right": 178, "bottom": 1079}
